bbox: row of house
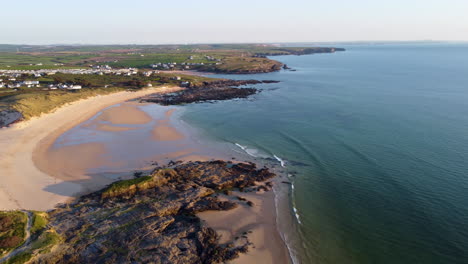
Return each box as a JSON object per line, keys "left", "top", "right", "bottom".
{"left": 0, "top": 80, "right": 40, "bottom": 89}
{"left": 0, "top": 67, "right": 140, "bottom": 78}
{"left": 48, "top": 84, "right": 82, "bottom": 90}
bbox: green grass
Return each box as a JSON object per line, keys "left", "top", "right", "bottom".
{"left": 30, "top": 231, "right": 61, "bottom": 252}
{"left": 0, "top": 211, "right": 28, "bottom": 257}
{"left": 108, "top": 53, "right": 216, "bottom": 68}
{"left": 4, "top": 252, "right": 32, "bottom": 264}
{"left": 103, "top": 176, "right": 153, "bottom": 195}
{"left": 205, "top": 56, "right": 282, "bottom": 73}
{"left": 30, "top": 212, "right": 48, "bottom": 235}
{"left": 0, "top": 52, "right": 95, "bottom": 69}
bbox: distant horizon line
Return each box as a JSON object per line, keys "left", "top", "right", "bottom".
{"left": 0, "top": 40, "right": 467, "bottom": 46}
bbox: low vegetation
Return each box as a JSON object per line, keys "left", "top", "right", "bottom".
{"left": 4, "top": 252, "right": 32, "bottom": 264}
{"left": 204, "top": 56, "right": 282, "bottom": 73}
{"left": 101, "top": 176, "right": 155, "bottom": 199}
{"left": 30, "top": 212, "right": 48, "bottom": 235}
{"left": 0, "top": 211, "right": 28, "bottom": 258}
{"left": 0, "top": 86, "right": 125, "bottom": 120}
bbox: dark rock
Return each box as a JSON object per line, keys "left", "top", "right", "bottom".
{"left": 141, "top": 79, "right": 279, "bottom": 105}
{"left": 31, "top": 160, "right": 276, "bottom": 264}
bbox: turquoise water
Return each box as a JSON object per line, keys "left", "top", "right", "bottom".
{"left": 181, "top": 44, "right": 468, "bottom": 263}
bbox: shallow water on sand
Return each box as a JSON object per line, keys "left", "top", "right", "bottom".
{"left": 180, "top": 43, "right": 468, "bottom": 263}
{"left": 48, "top": 103, "right": 236, "bottom": 186}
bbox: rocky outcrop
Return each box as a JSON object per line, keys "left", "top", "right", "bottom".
{"left": 141, "top": 80, "right": 279, "bottom": 105}
{"left": 26, "top": 161, "right": 275, "bottom": 264}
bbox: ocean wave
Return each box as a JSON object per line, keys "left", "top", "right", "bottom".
{"left": 234, "top": 143, "right": 260, "bottom": 157}
{"left": 293, "top": 206, "right": 302, "bottom": 225}
{"left": 291, "top": 182, "right": 301, "bottom": 225}
{"left": 274, "top": 154, "right": 286, "bottom": 167}
{"left": 234, "top": 143, "right": 247, "bottom": 151}
{"left": 234, "top": 142, "right": 271, "bottom": 158}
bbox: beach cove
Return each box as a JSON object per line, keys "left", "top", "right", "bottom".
{"left": 0, "top": 85, "right": 292, "bottom": 263}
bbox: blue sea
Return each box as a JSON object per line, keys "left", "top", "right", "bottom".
{"left": 180, "top": 43, "right": 468, "bottom": 263}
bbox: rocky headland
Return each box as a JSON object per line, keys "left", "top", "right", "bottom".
{"left": 0, "top": 161, "right": 277, "bottom": 264}
{"left": 141, "top": 80, "right": 279, "bottom": 105}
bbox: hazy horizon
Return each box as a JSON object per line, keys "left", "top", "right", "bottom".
{"left": 1, "top": 40, "right": 467, "bottom": 46}
{"left": 2, "top": 0, "right": 467, "bottom": 45}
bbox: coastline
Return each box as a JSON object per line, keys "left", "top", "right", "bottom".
{"left": 0, "top": 86, "right": 182, "bottom": 211}
{"left": 0, "top": 89, "right": 293, "bottom": 263}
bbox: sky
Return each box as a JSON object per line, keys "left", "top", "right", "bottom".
{"left": 1, "top": 0, "right": 467, "bottom": 44}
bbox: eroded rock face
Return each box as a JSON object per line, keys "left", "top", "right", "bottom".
{"left": 32, "top": 161, "right": 275, "bottom": 264}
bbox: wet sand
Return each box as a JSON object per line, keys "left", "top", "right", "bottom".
{"left": 198, "top": 190, "right": 291, "bottom": 264}
{"left": 152, "top": 109, "right": 184, "bottom": 141}
{"left": 0, "top": 86, "right": 181, "bottom": 210}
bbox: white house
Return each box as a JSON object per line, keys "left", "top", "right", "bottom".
{"left": 23, "top": 80, "right": 40, "bottom": 85}
{"left": 68, "top": 85, "right": 82, "bottom": 90}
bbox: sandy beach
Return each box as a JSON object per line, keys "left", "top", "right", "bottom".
{"left": 0, "top": 86, "right": 181, "bottom": 211}
{"left": 0, "top": 87, "right": 291, "bottom": 263}
{"left": 198, "top": 190, "right": 291, "bottom": 264}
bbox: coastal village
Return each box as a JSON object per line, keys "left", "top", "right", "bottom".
{"left": 0, "top": 54, "right": 225, "bottom": 91}
{"left": 0, "top": 64, "right": 192, "bottom": 91}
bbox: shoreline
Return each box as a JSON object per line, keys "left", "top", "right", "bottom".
{"left": 0, "top": 85, "right": 293, "bottom": 263}
{"left": 41, "top": 102, "right": 292, "bottom": 264}
{"left": 0, "top": 86, "right": 182, "bottom": 211}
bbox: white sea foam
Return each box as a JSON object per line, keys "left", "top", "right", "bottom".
{"left": 293, "top": 206, "right": 302, "bottom": 225}
{"left": 235, "top": 143, "right": 247, "bottom": 150}
{"left": 274, "top": 154, "right": 286, "bottom": 167}
{"left": 234, "top": 143, "right": 260, "bottom": 157}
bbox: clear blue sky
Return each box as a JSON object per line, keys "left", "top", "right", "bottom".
{"left": 1, "top": 0, "right": 467, "bottom": 44}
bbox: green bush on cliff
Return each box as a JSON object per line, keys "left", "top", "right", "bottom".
{"left": 102, "top": 176, "right": 154, "bottom": 198}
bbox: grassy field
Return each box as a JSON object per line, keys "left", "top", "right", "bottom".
{"left": 0, "top": 53, "right": 95, "bottom": 69}
{"left": 0, "top": 44, "right": 328, "bottom": 71}
{"left": 205, "top": 56, "right": 282, "bottom": 73}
